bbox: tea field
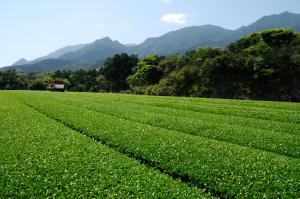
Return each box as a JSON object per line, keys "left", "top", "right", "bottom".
{"left": 0, "top": 91, "right": 299, "bottom": 198}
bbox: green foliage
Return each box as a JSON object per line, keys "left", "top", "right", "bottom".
{"left": 261, "top": 28, "right": 297, "bottom": 47}
{"left": 200, "top": 29, "right": 300, "bottom": 100}
{"left": 158, "top": 55, "right": 182, "bottom": 74}
{"left": 128, "top": 55, "right": 163, "bottom": 87}
{"left": 228, "top": 32, "right": 263, "bottom": 53}
{"left": 128, "top": 65, "right": 163, "bottom": 87}
{"left": 28, "top": 79, "right": 48, "bottom": 90}
{"left": 199, "top": 52, "right": 253, "bottom": 98}
{"left": 187, "top": 47, "right": 223, "bottom": 65}
{"left": 0, "top": 70, "right": 27, "bottom": 90}
{"left": 148, "top": 66, "right": 200, "bottom": 96}
{"left": 103, "top": 53, "right": 138, "bottom": 92}
{"left": 137, "top": 55, "right": 161, "bottom": 67}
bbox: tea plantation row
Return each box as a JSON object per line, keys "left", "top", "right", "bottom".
{"left": 1, "top": 90, "right": 299, "bottom": 198}
{"left": 34, "top": 93, "right": 299, "bottom": 158}
{"left": 0, "top": 93, "right": 210, "bottom": 198}
{"left": 9, "top": 91, "right": 300, "bottom": 198}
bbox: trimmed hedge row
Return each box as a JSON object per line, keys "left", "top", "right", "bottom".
{"left": 39, "top": 94, "right": 300, "bottom": 158}
{"left": 0, "top": 93, "right": 208, "bottom": 198}
{"left": 66, "top": 92, "right": 300, "bottom": 123}
{"left": 17, "top": 93, "right": 300, "bottom": 199}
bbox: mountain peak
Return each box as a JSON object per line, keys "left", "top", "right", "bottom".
{"left": 103, "top": 36, "right": 112, "bottom": 40}
{"left": 98, "top": 37, "right": 113, "bottom": 42}
{"left": 57, "top": 37, "right": 127, "bottom": 62}
{"left": 235, "top": 11, "right": 300, "bottom": 37}
{"left": 260, "top": 11, "right": 300, "bottom": 21}
{"left": 93, "top": 37, "right": 123, "bottom": 46}
{"left": 280, "top": 11, "right": 295, "bottom": 15}
{"left": 12, "top": 58, "right": 29, "bottom": 66}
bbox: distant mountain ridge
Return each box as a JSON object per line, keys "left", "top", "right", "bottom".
{"left": 131, "top": 11, "right": 300, "bottom": 56}
{"left": 232, "top": 11, "right": 300, "bottom": 40}
{"left": 4, "top": 11, "right": 300, "bottom": 72}
{"left": 12, "top": 58, "right": 29, "bottom": 66}
{"left": 12, "top": 44, "right": 87, "bottom": 66}
{"left": 130, "top": 25, "right": 233, "bottom": 56}
{"left": 31, "top": 44, "right": 87, "bottom": 64}
{"left": 8, "top": 59, "right": 104, "bottom": 73}
{"left": 59, "top": 37, "right": 127, "bottom": 61}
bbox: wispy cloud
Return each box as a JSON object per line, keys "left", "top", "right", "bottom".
{"left": 161, "top": 13, "right": 186, "bottom": 24}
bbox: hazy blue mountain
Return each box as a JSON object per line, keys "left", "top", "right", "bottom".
{"left": 131, "top": 25, "right": 233, "bottom": 56}
{"left": 11, "top": 44, "right": 87, "bottom": 67}
{"left": 4, "top": 59, "right": 72, "bottom": 72}
{"left": 5, "top": 11, "right": 300, "bottom": 73}
{"left": 3, "top": 59, "right": 104, "bottom": 73}
{"left": 31, "top": 44, "right": 87, "bottom": 63}
{"left": 12, "top": 58, "right": 29, "bottom": 66}
{"left": 133, "top": 11, "right": 300, "bottom": 56}
{"left": 233, "top": 11, "right": 300, "bottom": 39}
{"left": 59, "top": 37, "right": 127, "bottom": 61}
{"left": 125, "top": 43, "right": 138, "bottom": 47}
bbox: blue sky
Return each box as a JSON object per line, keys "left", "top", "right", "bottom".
{"left": 0, "top": 0, "right": 300, "bottom": 67}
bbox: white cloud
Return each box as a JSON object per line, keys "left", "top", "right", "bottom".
{"left": 161, "top": 13, "right": 186, "bottom": 24}
{"left": 161, "top": 0, "right": 173, "bottom": 3}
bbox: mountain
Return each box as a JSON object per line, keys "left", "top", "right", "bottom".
{"left": 30, "top": 44, "right": 87, "bottom": 64}
{"left": 59, "top": 37, "right": 127, "bottom": 61}
{"left": 4, "top": 11, "right": 300, "bottom": 73}
{"left": 131, "top": 25, "right": 233, "bottom": 56}
{"left": 234, "top": 11, "right": 300, "bottom": 36}
{"left": 4, "top": 59, "right": 72, "bottom": 73}
{"left": 12, "top": 58, "right": 29, "bottom": 66}
{"left": 10, "top": 44, "right": 87, "bottom": 67}
{"left": 3, "top": 59, "right": 104, "bottom": 73}
{"left": 125, "top": 43, "right": 138, "bottom": 47}
{"left": 56, "top": 11, "right": 300, "bottom": 62}
{"left": 132, "top": 11, "right": 300, "bottom": 56}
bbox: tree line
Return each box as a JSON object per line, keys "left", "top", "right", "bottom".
{"left": 1, "top": 28, "right": 299, "bottom": 101}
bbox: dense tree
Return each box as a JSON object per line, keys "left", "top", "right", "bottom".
{"left": 200, "top": 29, "right": 300, "bottom": 100}
{"left": 199, "top": 52, "right": 253, "bottom": 98}
{"left": 158, "top": 55, "right": 187, "bottom": 75}
{"left": 128, "top": 65, "right": 163, "bottom": 87}
{"left": 149, "top": 66, "right": 200, "bottom": 96}
{"left": 186, "top": 47, "right": 223, "bottom": 66}
{"left": 29, "top": 79, "right": 48, "bottom": 90}
{"left": 103, "top": 53, "right": 138, "bottom": 92}
{"left": 128, "top": 55, "right": 163, "bottom": 87}
{"left": 0, "top": 70, "right": 27, "bottom": 90}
